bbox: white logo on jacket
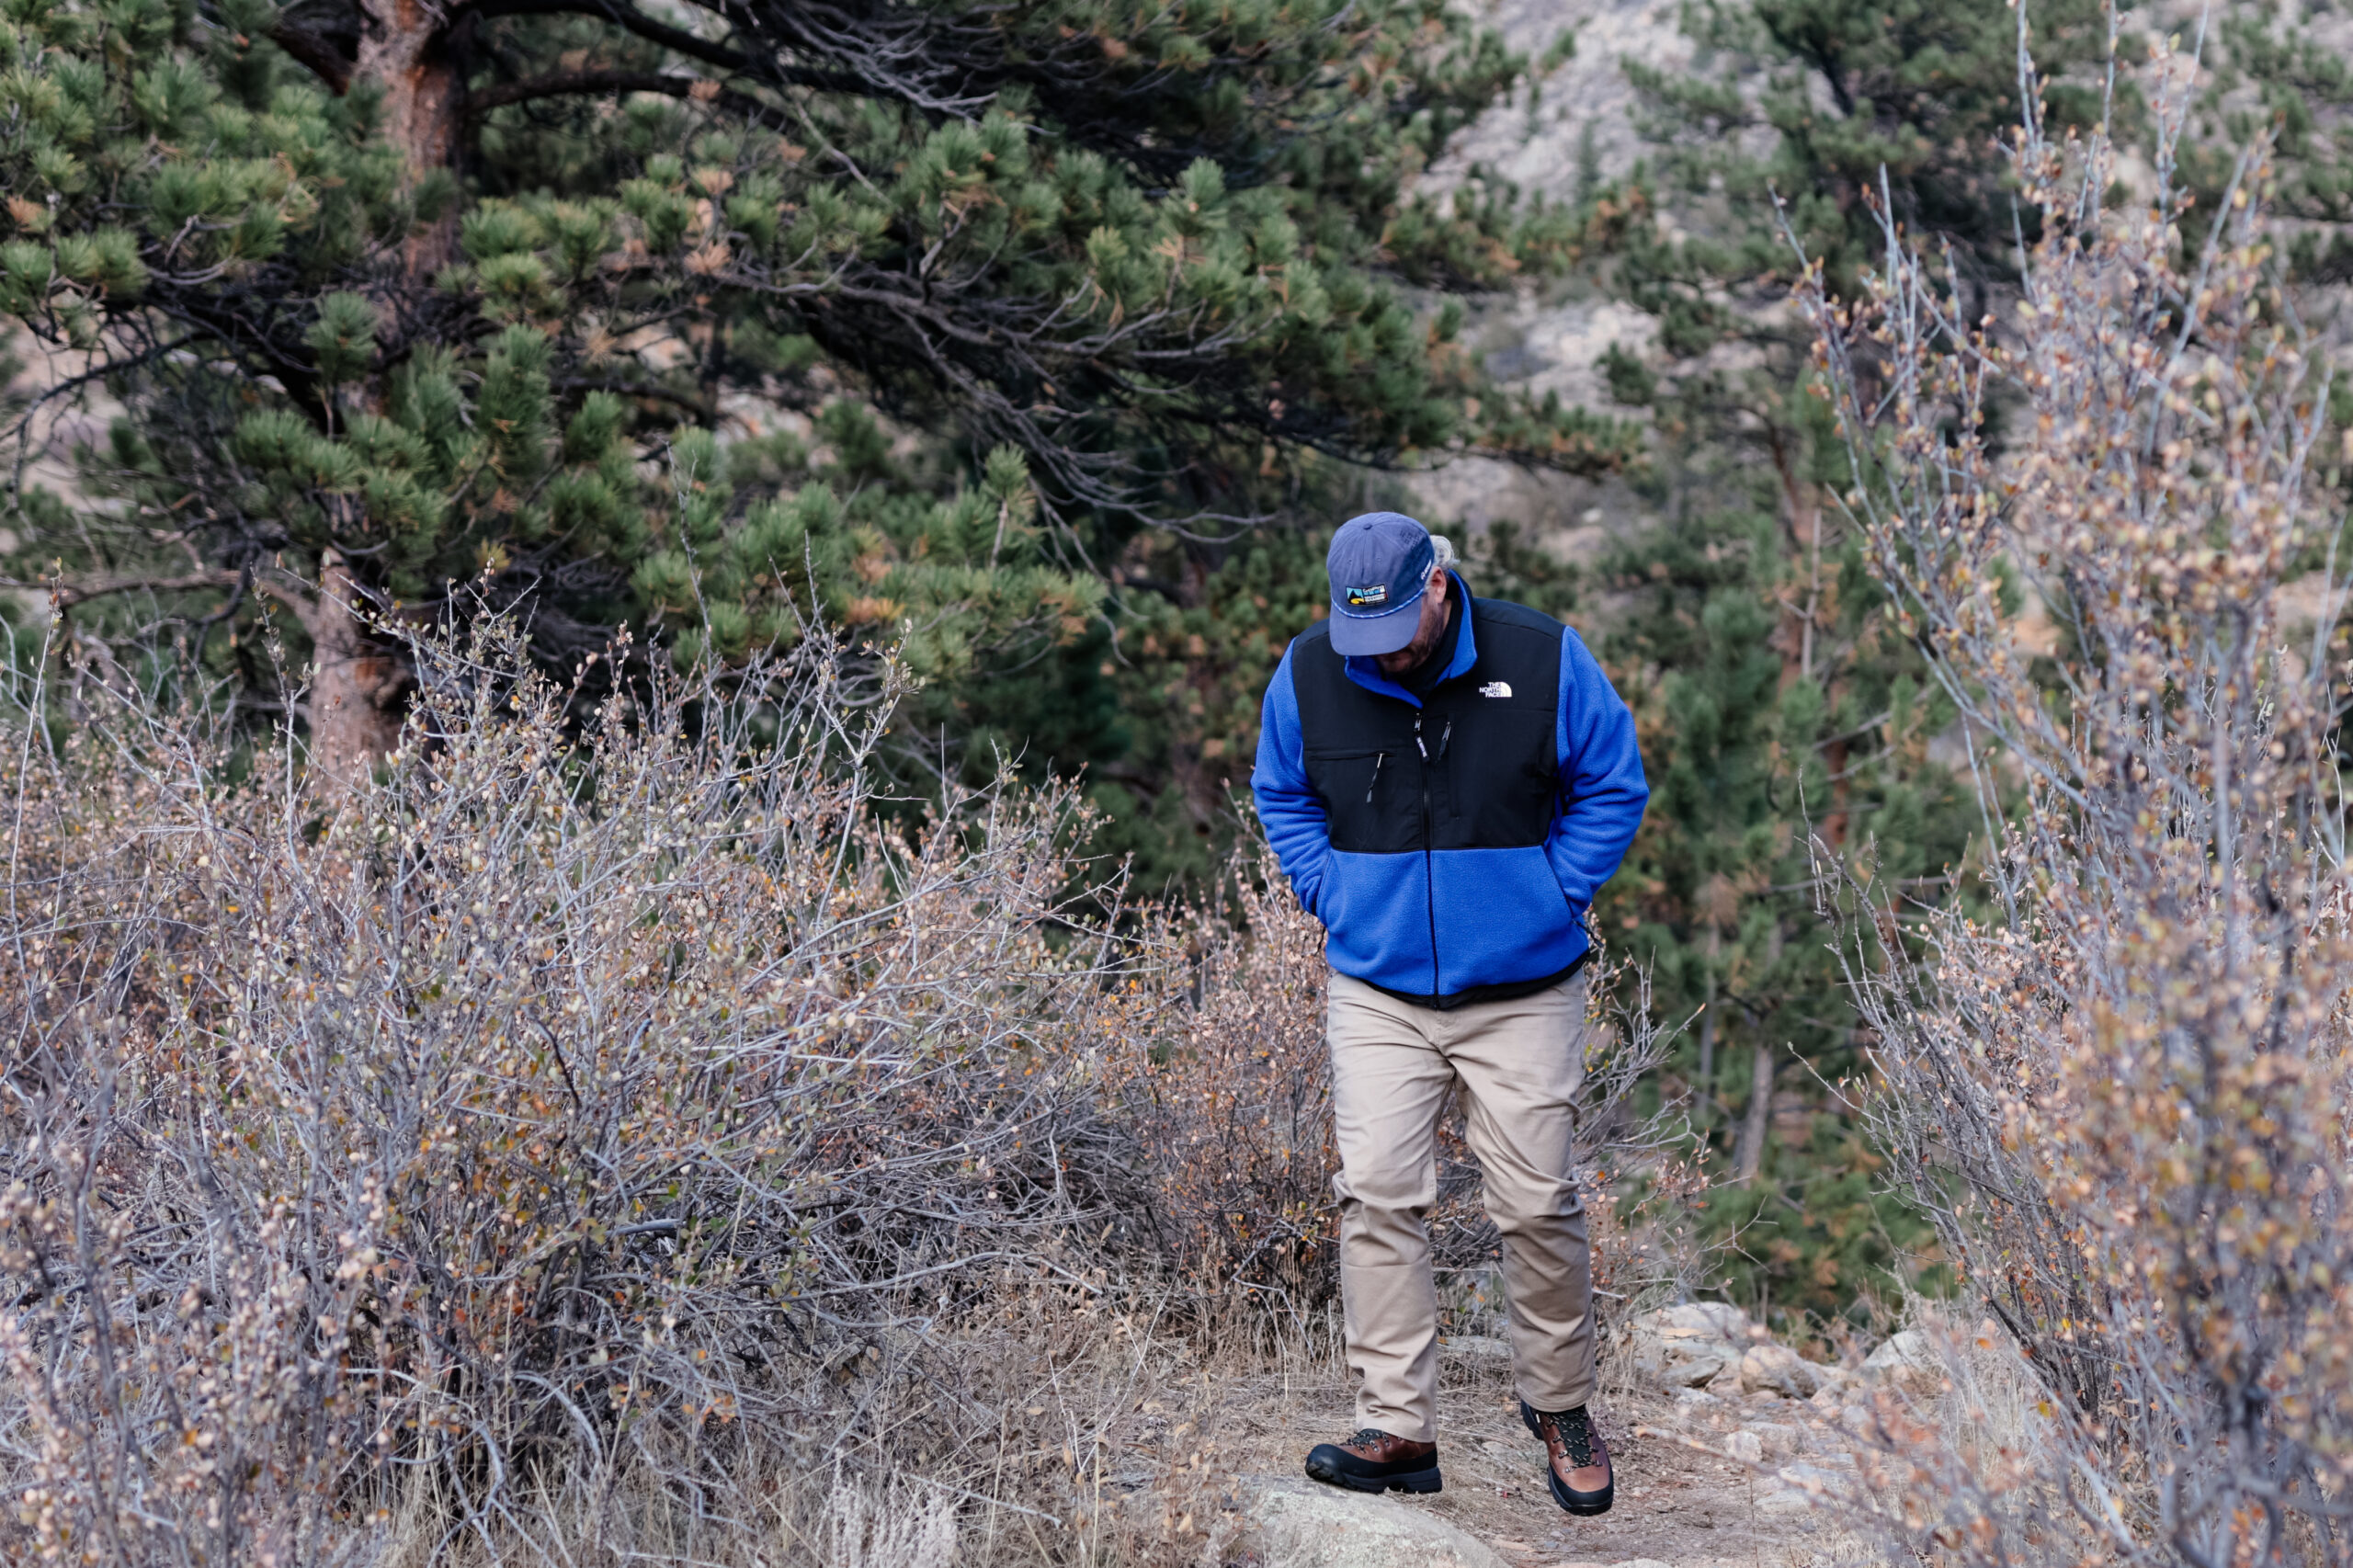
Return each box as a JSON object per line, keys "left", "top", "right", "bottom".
{"left": 1480, "top": 680, "right": 1512, "bottom": 699}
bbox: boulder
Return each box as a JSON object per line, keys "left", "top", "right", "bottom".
{"left": 1438, "top": 1334, "right": 1513, "bottom": 1361}
{"left": 1738, "top": 1341, "right": 1824, "bottom": 1399}
{"left": 1660, "top": 1301, "right": 1753, "bottom": 1340}
{"left": 1625, "top": 1301, "right": 1752, "bottom": 1389}
{"left": 1239, "top": 1476, "right": 1509, "bottom": 1568}
{"left": 1774, "top": 1460, "right": 1857, "bottom": 1499}
{"left": 1860, "top": 1329, "right": 1945, "bottom": 1394}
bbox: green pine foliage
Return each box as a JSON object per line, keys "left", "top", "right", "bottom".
{"left": 1571, "top": 0, "right": 2121, "bottom": 1326}
{"left": 1591, "top": 442, "right": 1980, "bottom": 1324}
{"left": 1583, "top": 0, "right": 2353, "bottom": 1327}
{"left": 1, "top": 0, "right": 1641, "bottom": 886}
{"left": 2199, "top": 8, "right": 2353, "bottom": 286}
{"left": 1620, "top": 0, "right": 2114, "bottom": 318}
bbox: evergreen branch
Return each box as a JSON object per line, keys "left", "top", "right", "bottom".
{"left": 466, "top": 68, "right": 791, "bottom": 129}
{"left": 268, "top": 19, "right": 354, "bottom": 96}
{"left": 551, "top": 375, "right": 719, "bottom": 420}
{"left": 5, "top": 570, "right": 244, "bottom": 608}
{"left": 476, "top": 0, "right": 779, "bottom": 84}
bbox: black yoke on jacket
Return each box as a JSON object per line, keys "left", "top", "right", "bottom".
{"left": 1290, "top": 597, "right": 1565, "bottom": 858}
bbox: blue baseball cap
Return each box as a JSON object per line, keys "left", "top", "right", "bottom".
{"left": 1326, "top": 511, "right": 1438, "bottom": 656}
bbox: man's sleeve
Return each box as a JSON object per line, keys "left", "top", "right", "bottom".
{"left": 1250, "top": 641, "right": 1331, "bottom": 917}
{"left": 1548, "top": 627, "right": 1648, "bottom": 911}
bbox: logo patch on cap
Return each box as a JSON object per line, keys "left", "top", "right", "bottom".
{"left": 1344, "top": 584, "right": 1389, "bottom": 608}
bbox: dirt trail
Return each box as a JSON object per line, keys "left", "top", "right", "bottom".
{"left": 1203, "top": 1341, "right": 1858, "bottom": 1568}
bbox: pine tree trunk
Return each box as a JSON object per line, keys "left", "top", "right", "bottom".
{"left": 300, "top": 0, "right": 460, "bottom": 790}
{"left": 298, "top": 550, "right": 404, "bottom": 788}
{"left": 1732, "top": 1042, "right": 1775, "bottom": 1185}
{"left": 1695, "top": 930, "right": 1721, "bottom": 1131}
{"left": 1694, "top": 999, "right": 1716, "bottom": 1129}
{"left": 358, "top": 0, "right": 463, "bottom": 277}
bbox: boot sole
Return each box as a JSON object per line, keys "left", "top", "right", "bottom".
{"left": 1303, "top": 1455, "right": 1444, "bottom": 1495}
{"left": 1546, "top": 1471, "right": 1613, "bottom": 1515}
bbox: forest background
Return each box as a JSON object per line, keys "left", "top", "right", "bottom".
{"left": 5, "top": 0, "right": 2352, "bottom": 1346}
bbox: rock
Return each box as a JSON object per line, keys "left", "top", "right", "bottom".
{"left": 1738, "top": 1342, "right": 1824, "bottom": 1399}
{"left": 1403, "top": 0, "right": 1707, "bottom": 537}
{"left": 1774, "top": 1461, "right": 1857, "bottom": 1500}
{"left": 1860, "top": 1329, "right": 1945, "bottom": 1394}
{"left": 1659, "top": 1301, "right": 1753, "bottom": 1339}
{"left": 1723, "top": 1429, "right": 1764, "bottom": 1463}
{"left": 1744, "top": 1421, "right": 1802, "bottom": 1459}
{"left": 1439, "top": 1335, "right": 1513, "bottom": 1361}
{"left": 1240, "top": 1477, "right": 1509, "bottom": 1568}
{"left": 1663, "top": 1344, "right": 1740, "bottom": 1388}
{"left": 1626, "top": 1301, "right": 1753, "bottom": 1389}
{"left": 1753, "top": 1488, "right": 1814, "bottom": 1516}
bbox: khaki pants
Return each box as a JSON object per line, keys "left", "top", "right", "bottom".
{"left": 1326, "top": 969, "right": 1596, "bottom": 1441}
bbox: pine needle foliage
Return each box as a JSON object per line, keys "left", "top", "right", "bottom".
{"left": 0, "top": 0, "right": 1636, "bottom": 840}
{"left": 1575, "top": 0, "right": 2119, "bottom": 1324}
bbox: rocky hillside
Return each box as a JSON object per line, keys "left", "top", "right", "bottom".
{"left": 1407, "top": 0, "right": 1690, "bottom": 551}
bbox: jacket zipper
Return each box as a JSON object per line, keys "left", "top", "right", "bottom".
{"left": 1416, "top": 710, "right": 1437, "bottom": 998}
{"left": 1365, "top": 751, "right": 1386, "bottom": 804}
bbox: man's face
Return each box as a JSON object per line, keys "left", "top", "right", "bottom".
{"left": 1372, "top": 566, "right": 1453, "bottom": 677}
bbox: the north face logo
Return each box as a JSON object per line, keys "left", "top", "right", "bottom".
{"left": 1345, "top": 584, "right": 1389, "bottom": 608}
{"left": 1480, "top": 680, "right": 1512, "bottom": 699}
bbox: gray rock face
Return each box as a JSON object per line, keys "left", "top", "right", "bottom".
{"left": 1625, "top": 1301, "right": 1754, "bottom": 1388}
{"left": 1738, "top": 1341, "right": 1825, "bottom": 1399}
{"left": 1405, "top": 0, "right": 1698, "bottom": 542}
{"left": 1427, "top": 0, "right": 1696, "bottom": 207}
{"left": 1860, "top": 1328, "right": 1944, "bottom": 1393}
{"left": 1240, "top": 1476, "right": 1510, "bottom": 1568}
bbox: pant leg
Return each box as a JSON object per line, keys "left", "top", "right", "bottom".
{"left": 1325, "top": 971, "right": 1456, "bottom": 1441}
{"left": 1440, "top": 972, "right": 1597, "bottom": 1413}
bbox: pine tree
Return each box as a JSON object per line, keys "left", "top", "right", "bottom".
{"left": 0, "top": 0, "right": 1633, "bottom": 811}
{"left": 1581, "top": 0, "right": 2353, "bottom": 1324}
{"left": 1573, "top": 0, "right": 2119, "bottom": 1322}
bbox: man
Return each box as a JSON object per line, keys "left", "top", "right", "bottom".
{"left": 1251, "top": 511, "right": 1648, "bottom": 1516}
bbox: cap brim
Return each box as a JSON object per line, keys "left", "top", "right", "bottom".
{"left": 1328, "top": 595, "right": 1424, "bottom": 657}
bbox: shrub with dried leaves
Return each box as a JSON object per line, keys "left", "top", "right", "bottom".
{"left": 0, "top": 620, "right": 1159, "bottom": 1563}
{"left": 0, "top": 607, "right": 1678, "bottom": 1564}
{"left": 1805, "top": 26, "right": 2353, "bottom": 1567}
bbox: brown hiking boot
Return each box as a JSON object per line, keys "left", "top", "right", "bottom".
{"left": 1521, "top": 1400, "right": 1613, "bottom": 1515}
{"left": 1302, "top": 1427, "right": 1443, "bottom": 1494}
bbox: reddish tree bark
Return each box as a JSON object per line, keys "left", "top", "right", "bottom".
{"left": 360, "top": 0, "right": 464, "bottom": 277}
{"left": 292, "top": 0, "right": 463, "bottom": 790}
{"left": 295, "top": 549, "right": 406, "bottom": 787}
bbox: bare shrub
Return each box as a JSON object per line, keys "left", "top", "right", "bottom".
{"left": 1805, "top": 29, "right": 2353, "bottom": 1566}
{"left": 1115, "top": 850, "right": 1679, "bottom": 1339}
{"left": 0, "top": 619, "right": 1150, "bottom": 1563}
{"left": 0, "top": 598, "right": 1681, "bottom": 1564}
{"left": 1110, "top": 845, "right": 1336, "bottom": 1321}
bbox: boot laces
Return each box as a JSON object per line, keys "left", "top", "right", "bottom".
{"left": 1347, "top": 1427, "right": 1395, "bottom": 1450}
{"left": 1546, "top": 1405, "right": 1596, "bottom": 1467}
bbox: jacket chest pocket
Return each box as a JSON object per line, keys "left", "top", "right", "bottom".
{"left": 1433, "top": 700, "right": 1558, "bottom": 850}
{"left": 1304, "top": 747, "right": 1424, "bottom": 857}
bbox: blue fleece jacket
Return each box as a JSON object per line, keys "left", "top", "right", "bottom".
{"left": 1252, "top": 582, "right": 1648, "bottom": 1000}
